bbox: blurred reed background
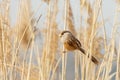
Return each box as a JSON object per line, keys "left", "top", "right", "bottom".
{"left": 0, "top": 0, "right": 120, "bottom": 80}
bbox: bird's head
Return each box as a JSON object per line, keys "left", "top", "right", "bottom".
{"left": 59, "top": 30, "right": 72, "bottom": 38}
{"left": 59, "top": 30, "right": 73, "bottom": 43}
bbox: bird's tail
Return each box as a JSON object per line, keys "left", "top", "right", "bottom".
{"left": 79, "top": 47, "right": 99, "bottom": 64}
{"left": 91, "top": 56, "right": 99, "bottom": 64}
{"left": 79, "top": 47, "right": 86, "bottom": 54}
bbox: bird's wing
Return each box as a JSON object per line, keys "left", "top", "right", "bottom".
{"left": 76, "top": 38, "right": 82, "bottom": 47}
{"left": 67, "top": 35, "right": 81, "bottom": 49}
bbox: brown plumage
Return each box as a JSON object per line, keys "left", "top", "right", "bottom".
{"left": 59, "top": 30, "right": 99, "bottom": 64}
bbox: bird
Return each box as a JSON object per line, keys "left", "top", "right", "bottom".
{"left": 59, "top": 30, "right": 99, "bottom": 64}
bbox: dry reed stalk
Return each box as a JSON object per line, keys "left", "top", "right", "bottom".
{"left": 64, "top": 3, "right": 80, "bottom": 79}
{"left": 0, "top": 62, "right": 40, "bottom": 80}
{"left": 0, "top": 0, "right": 12, "bottom": 80}
{"left": 0, "top": 0, "right": 119, "bottom": 80}
{"left": 26, "top": 41, "right": 34, "bottom": 80}
{"left": 115, "top": 2, "right": 120, "bottom": 78}
{"left": 80, "top": 0, "right": 104, "bottom": 59}
{"left": 15, "top": 0, "right": 35, "bottom": 51}
{"left": 96, "top": 2, "right": 119, "bottom": 80}
{"left": 40, "top": 1, "right": 51, "bottom": 79}
{"left": 47, "top": 0, "right": 59, "bottom": 79}
{"left": 35, "top": 46, "right": 43, "bottom": 80}
{"left": 116, "top": 42, "right": 120, "bottom": 80}
{"left": 18, "top": 64, "right": 40, "bottom": 80}
{"left": 119, "top": 46, "right": 120, "bottom": 79}
{"left": 41, "top": 0, "right": 59, "bottom": 80}
{"left": 104, "top": 4, "right": 119, "bottom": 80}
{"left": 10, "top": 0, "right": 37, "bottom": 80}
{"left": 79, "top": 0, "right": 104, "bottom": 80}
{"left": 41, "top": 47, "right": 47, "bottom": 79}
{"left": 48, "top": 0, "right": 59, "bottom": 79}
{"left": 66, "top": 0, "right": 76, "bottom": 35}
{"left": 96, "top": 1, "right": 111, "bottom": 79}
{"left": 61, "top": 0, "right": 70, "bottom": 80}
{"left": 66, "top": 0, "right": 79, "bottom": 79}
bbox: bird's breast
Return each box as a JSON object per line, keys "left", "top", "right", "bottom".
{"left": 64, "top": 42, "right": 76, "bottom": 51}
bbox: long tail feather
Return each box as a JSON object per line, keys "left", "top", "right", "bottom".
{"left": 79, "top": 47, "right": 99, "bottom": 64}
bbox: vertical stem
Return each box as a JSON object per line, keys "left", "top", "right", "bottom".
{"left": 62, "top": 0, "right": 69, "bottom": 80}
{"left": 75, "top": 53, "right": 79, "bottom": 80}
{"left": 26, "top": 40, "right": 34, "bottom": 80}
{"left": 46, "top": 1, "right": 51, "bottom": 79}
{"left": 116, "top": 43, "right": 120, "bottom": 80}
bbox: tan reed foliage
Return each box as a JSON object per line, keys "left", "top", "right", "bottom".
{"left": 14, "top": 0, "right": 35, "bottom": 51}
{"left": 10, "top": 0, "right": 39, "bottom": 80}
{"left": 0, "top": 0, "right": 119, "bottom": 80}
{"left": 0, "top": 0, "right": 12, "bottom": 79}
{"left": 20, "top": 64, "right": 39, "bottom": 80}
{"left": 41, "top": 0, "right": 59, "bottom": 79}
{"left": 0, "top": 0, "right": 11, "bottom": 62}
{"left": 78, "top": 0, "right": 105, "bottom": 80}
{"left": 66, "top": 0, "right": 76, "bottom": 35}
{"left": 80, "top": 0, "right": 104, "bottom": 59}
{"left": 5, "top": 63, "right": 40, "bottom": 80}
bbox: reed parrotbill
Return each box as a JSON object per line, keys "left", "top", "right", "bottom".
{"left": 59, "top": 30, "right": 99, "bottom": 64}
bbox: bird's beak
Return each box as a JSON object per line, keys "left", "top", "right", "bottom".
{"left": 59, "top": 34, "right": 62, "bottom": 37}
